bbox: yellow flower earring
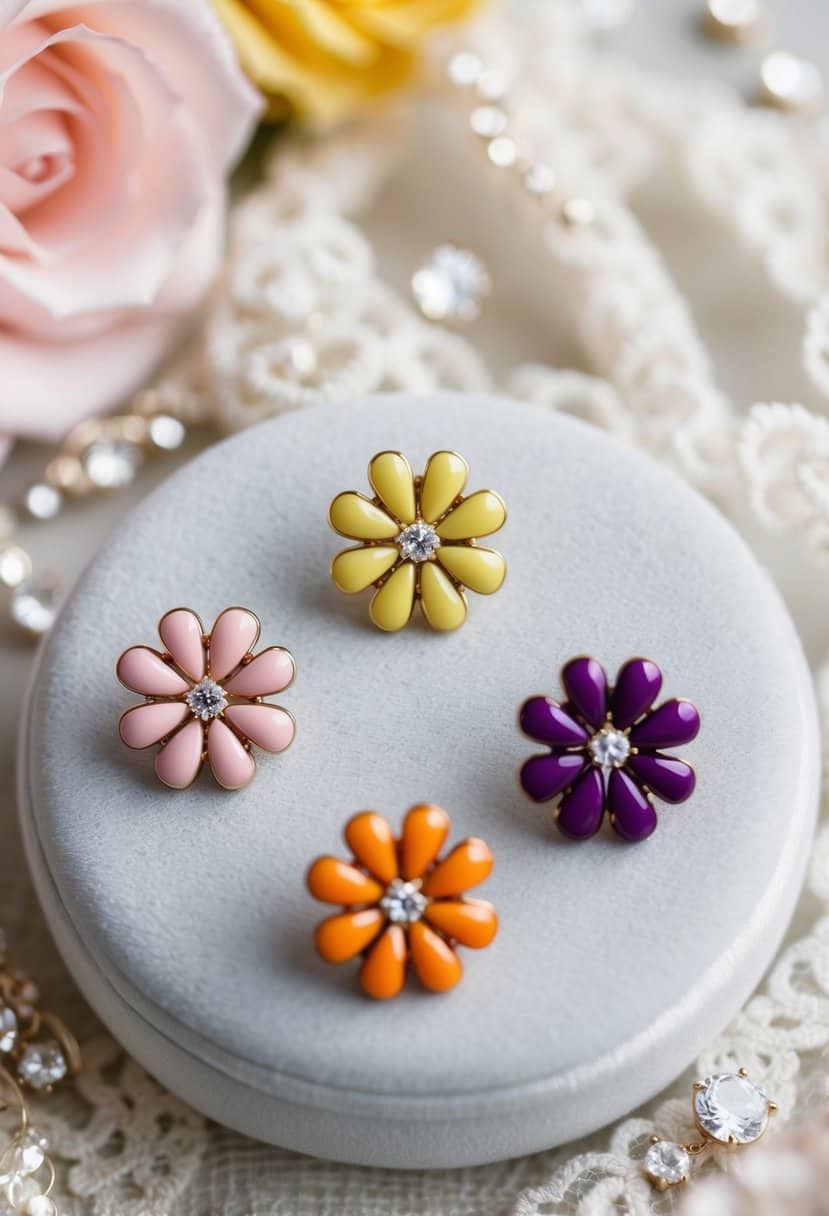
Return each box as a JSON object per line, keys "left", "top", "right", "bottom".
{"left": 329, "top": 451, "right": 506, "bottom": 632}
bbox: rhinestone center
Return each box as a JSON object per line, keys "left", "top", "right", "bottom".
{"left": 186, "top": 677, "right": 228, "bottom": 721}
{"left": 588, "top": 727, "right": 630, "bottom": 769}
{"left": 380, "top": 879, "right": 428, "bottom": 926}
{"left": 397, "top": 521, "right": 440, "bottom": 563}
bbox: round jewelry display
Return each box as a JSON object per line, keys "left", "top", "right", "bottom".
{"left": 18, "top": 392, "right": 819, "bottom": 1169}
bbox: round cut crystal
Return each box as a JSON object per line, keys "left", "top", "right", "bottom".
{"left": 82, "top": 438, "right": 142, "bottom": 488}
{"left": 380, "top": 879, "right": 427, "bottom": 926}
{"left": 643, "top": 1140, "right": 690, "bottom": 1188}
{"left": 0, "top": 1001, "right": 17, "bottom": 1054}
{"left": 18, "top": 1041, "right": 67, "bottom": 1091}
{"left": 411, "top": 245, "right": 491, "bottom": 322}
{"left": 186, "top": 678, "right": 228, "bottom": 721}
{"left": 589, "top": 728, "right": 630, "bottom": 768}
{"left": 694, "top": 1073, "right": 770, "bottom": 1145}
{"left": 397, "top": 522, "right": 440, "bottom": 563}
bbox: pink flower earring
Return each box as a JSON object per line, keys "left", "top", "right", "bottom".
{"left": 117, "top": 607, "right": 296, "bottom": 790}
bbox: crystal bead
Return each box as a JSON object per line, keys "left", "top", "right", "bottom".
{"left": 186, "top": 678, "right": 228, "bottom": 722}
{"left": 397, "top": 522, "right": 441, "bottom": 562}
{"left": 470, "top": 105, "right": 507, "bottom": 139}
{"left": 380, "top": 879, "right": 427, "bottom": 926}
{"left": 760, "top": 52, "right": 824, "bottom": 114}
{"left": 82, "top": 438, "right": 142, "bottom": 488}
{"left": 5, "top": 1176, "right": 39, "bottom": 1211}
{"left": 10, "top": 576, "right": 61, "bottom": 636}
{"left": 148, "top": 414, "right": 186, "bottom": 451}
{"left": 448, "top": 51, "right": 482, "bottom": 87}
{"left": 488, "top": 136, "right": 518, "bottom": 168}
{"left": 411, "top": 245, "right": 491, "bottom": 323}
{"left": 588, "top": 728, "right": 630, "bottom": 768}
{"left": 643, "top": 1140, "right": 690, "bottom": 1188}
{"left": 6, "top": 1129, "right": 46, "bottom": 1177}
{"left": 694, "top": 1072, "right": 770, "bottom": 1145}
{"left": 23, "top": 484, "right": 62, "bottom": 521}
{"left": 17, "top": 1041, "right": 67, "bottom": 1091}
{"left": 0, "top": 1002, "right": 17, "bottom": 1054}
{"left": 0, "top": 545, "right": 31, "bottom": 590}
{"left": 27, "top": 1197, "right": 57, "bottom": 1216}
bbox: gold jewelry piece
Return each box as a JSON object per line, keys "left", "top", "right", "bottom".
{"left": 644, "top": 1068, "right": 777, "bottom": 1190}
{"left": 0, "top": 931, "right": 81, "bottom": 1096}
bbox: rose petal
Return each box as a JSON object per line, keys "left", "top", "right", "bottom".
{"left": 223, "top": 704, "right": 295, "bottom": 753}
{"left": 610, "top": 658, "right": 662, "bottom": 730}
{"left": 206, "top": 718, "right": 255, "bottom": 790}
{"left": 116, "top": 646, "right": 190, "bottom": 696}
{"left": 359, "top": 925, "right": 407, "bottom": 1000}
{"left": 223, "top": 647, "right": 296, "bottom": 697}
{"left": 119, "top": 700, "right": 188, "bottom": 749}
{"left": 408, "top": 921, "right": 463, "bottom": 992}
{"left": 209, "top": 607, "right": 260, "bottom": 680}
{"left": 154, "top": 718, "right": 204, "bottom": 789}
{"left": 519, "top": 697, "right": 588, "bottom": 747}
{"left": 158, "top": 608, "right": 205, "bottom": 681}
{"left": 627, "top": 754, "right": 696, "bottom": 804}
{"left": 519, "top": 752, "right": 586, "bottom": 802}
{"left": 629, "top": 699, "right": 701, "bottom": 749}
{"left": 607, "top": 769, "right": 657, "bottom": 843}
{"left": 561, "top": 656, "right": 608, "bottom": 727}
{"left": 556, "top": 768, "right": 605, "bottom": 840}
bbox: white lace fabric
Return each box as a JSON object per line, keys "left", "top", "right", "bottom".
{"left": 5, "top": 5, "right": 829, "bottom": 1213}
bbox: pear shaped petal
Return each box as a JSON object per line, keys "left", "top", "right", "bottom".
{"left": 368, "top": 451, "right": 416, "bottom": 524}
{"left": 119, "top": 701, "right": 189, "bottom": 750}
{"left": 158, "top": 609, "right": 205, "bottom": 681}
{"left": 421, "top": 837, "right": 493, "bottom": 897}
{"left": 224, "top": 704, "right": 295, "bottom": 753}
{"left": 117, "top": 647, "right": 190, "bottom": 697}
{"left": 316, "top": 910, "right": 385, "bottom": 964}
{"left": 209, "top": 607, "right": 260, "bottom": 681}
{"left": 307, "top": 857, "right": 385, "bottom": 905}
{"left": 331, "top": 546, "right": 399, "bottom": 594}
{"left": 436, "top": 545, "right": 506, "bottom": 595}
{"left": 420, "top": 451, "right": 468, "bottom": 522}
{"left": 436, "top": 490, "right": 506, "bottom": 540}
{"left": 224, "top": 647, "right": 295, "bottom": 697}
{"left": 420, "top": 561, "right": 467, "bottom": 632}
{"left": 155, "top": 719, "right": 204, "bottom": 789}
{"left": 369, "top": 561, "right": 416, "bottom": 631}
{"left": 359, "top": 925, "right": 407, "bottom": 1000}
{"left": 207, "top": 719, "right": 255, "bottom": 790}
{"left": 401, "top": 804, "right": 450, "bottom": 880}
{"left": 345, "top": 811, "right": 398, "bottom": 884}
{"left": 329, "top": 492, "right": 399, "bottom": 540}
{"left": 425, "top": 899, "right": 498, "bottom": 949}
{"left": 409, "top": 921, "right": 463, "bottom": 992}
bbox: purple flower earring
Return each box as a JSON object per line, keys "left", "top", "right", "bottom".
{"left": 518, "top": 656, "right": 700, "bottom": 843}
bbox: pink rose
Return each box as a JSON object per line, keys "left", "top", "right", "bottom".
{"left": 0, "top": 0, "right": 261, "bottom": 444}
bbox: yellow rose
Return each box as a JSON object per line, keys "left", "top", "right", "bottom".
{"left": 213, "top": 0, "right": 482, "bottom": 126}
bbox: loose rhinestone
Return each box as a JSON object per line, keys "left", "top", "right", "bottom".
{"left": 760, "top": 52, "right": 824, "bottom": 114}
{"left": 380, "top": 879, "right": 427, "bottom": 926}
{"left": 82, "top": 438, "right": 142, "bottom": 488}
{"left": 10, "top": 576, "right": 61, "bottom": 636}
{"left": 694, "top": 1072, "right": 770, "bottom": 1145}
{"left": 589, "top": 728, "right": 630, "bottom": 768}
{"left": 148, "top": 414, "right": 186, "bottom": 451}
{"left": 0, "top": 1002, "right": 17, "bottom": 1053}
{"left": 0, "top": 545, "right": 31, "bottom": 590}
{"left": 186, "top": 678, "right": 228, "bottom": 722}
{"left": 397, "top": 522, "right": 441, "bottom": 562}
{"left": 23, "top": 484, "right": 62, "bottom": 521}
{"left": 18, "top": 1041, "right": 67, "bottom": 1091}
{"left": 470, "top": 105, "right": 507, "bottom": 139}
{"left": 411, "top": 245, "right": 491, "bottom": 323}
{"left": 644, "top": 1140, "right": 691, "bottom": 1188}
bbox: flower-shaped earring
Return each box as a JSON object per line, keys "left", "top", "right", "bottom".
{"left": 329, "top": 450, "right": 506, "bottom": 632}
{"left": 117, "top": 607, "right": 295, "bottom": 790}
{"left": 307, "top": 804, "right": 498, "bottom": 998}
{"left": 518, "top": 656, "right": 700, "bottom": 842}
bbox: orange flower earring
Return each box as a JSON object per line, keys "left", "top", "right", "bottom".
{"left": 306, "top": 805, "right": 498, "bottom": 999}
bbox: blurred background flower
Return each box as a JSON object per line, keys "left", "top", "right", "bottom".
{"left": 212, "top": 0, "right": 482, "bottom": 125}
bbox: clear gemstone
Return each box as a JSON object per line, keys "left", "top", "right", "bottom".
{"left": 27, "top": 1197, "right": 58, "bottom": 1216}
{"left": 760, "top": 52, "right": 824, "bottom": 113}
{"left": 148, "top": 414, "right": 186, "bottom": 451}
{"left": 6, "top": 1129, "right": 48, "bottom": 1176}
{"left": 380, "top": 879, "right": 427, "bottom": 926}
{"left": 0, "top": 1002, "right": 17, "bottom": 1053}
{"left": 186, "top": 678, "right": 228, "bottom": 722}
{"left": 10, "top": 576, "right": 61, "bottom": 635}
{"left": 5, "top": 1176, "right": 40, "bottom": 1211}
{"left": 644, "top": 1140, "right": 690, "bottom": 1187}
{"left": 397, "top": 522, "right": 440, "bottom": 562}
{"left": 23, "top": 484, "right": 62, "bottom": 521}
{"left": 82, "top": 438, "right": 142, "bottom": 488}
{"left": 589, "top": 728, "right": 630, "bottom": 768}
{"left": 18, "top": 1041, "right": 67, "bottom": 1091}
{"left": 694, "top": 1073, "right": 770, "bottom": 1145}
{"left": 0, "top": 544, "right": 31, "bottom": 590}
{"left": 412, "top": 245, "right": 491, "bottom": 323}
